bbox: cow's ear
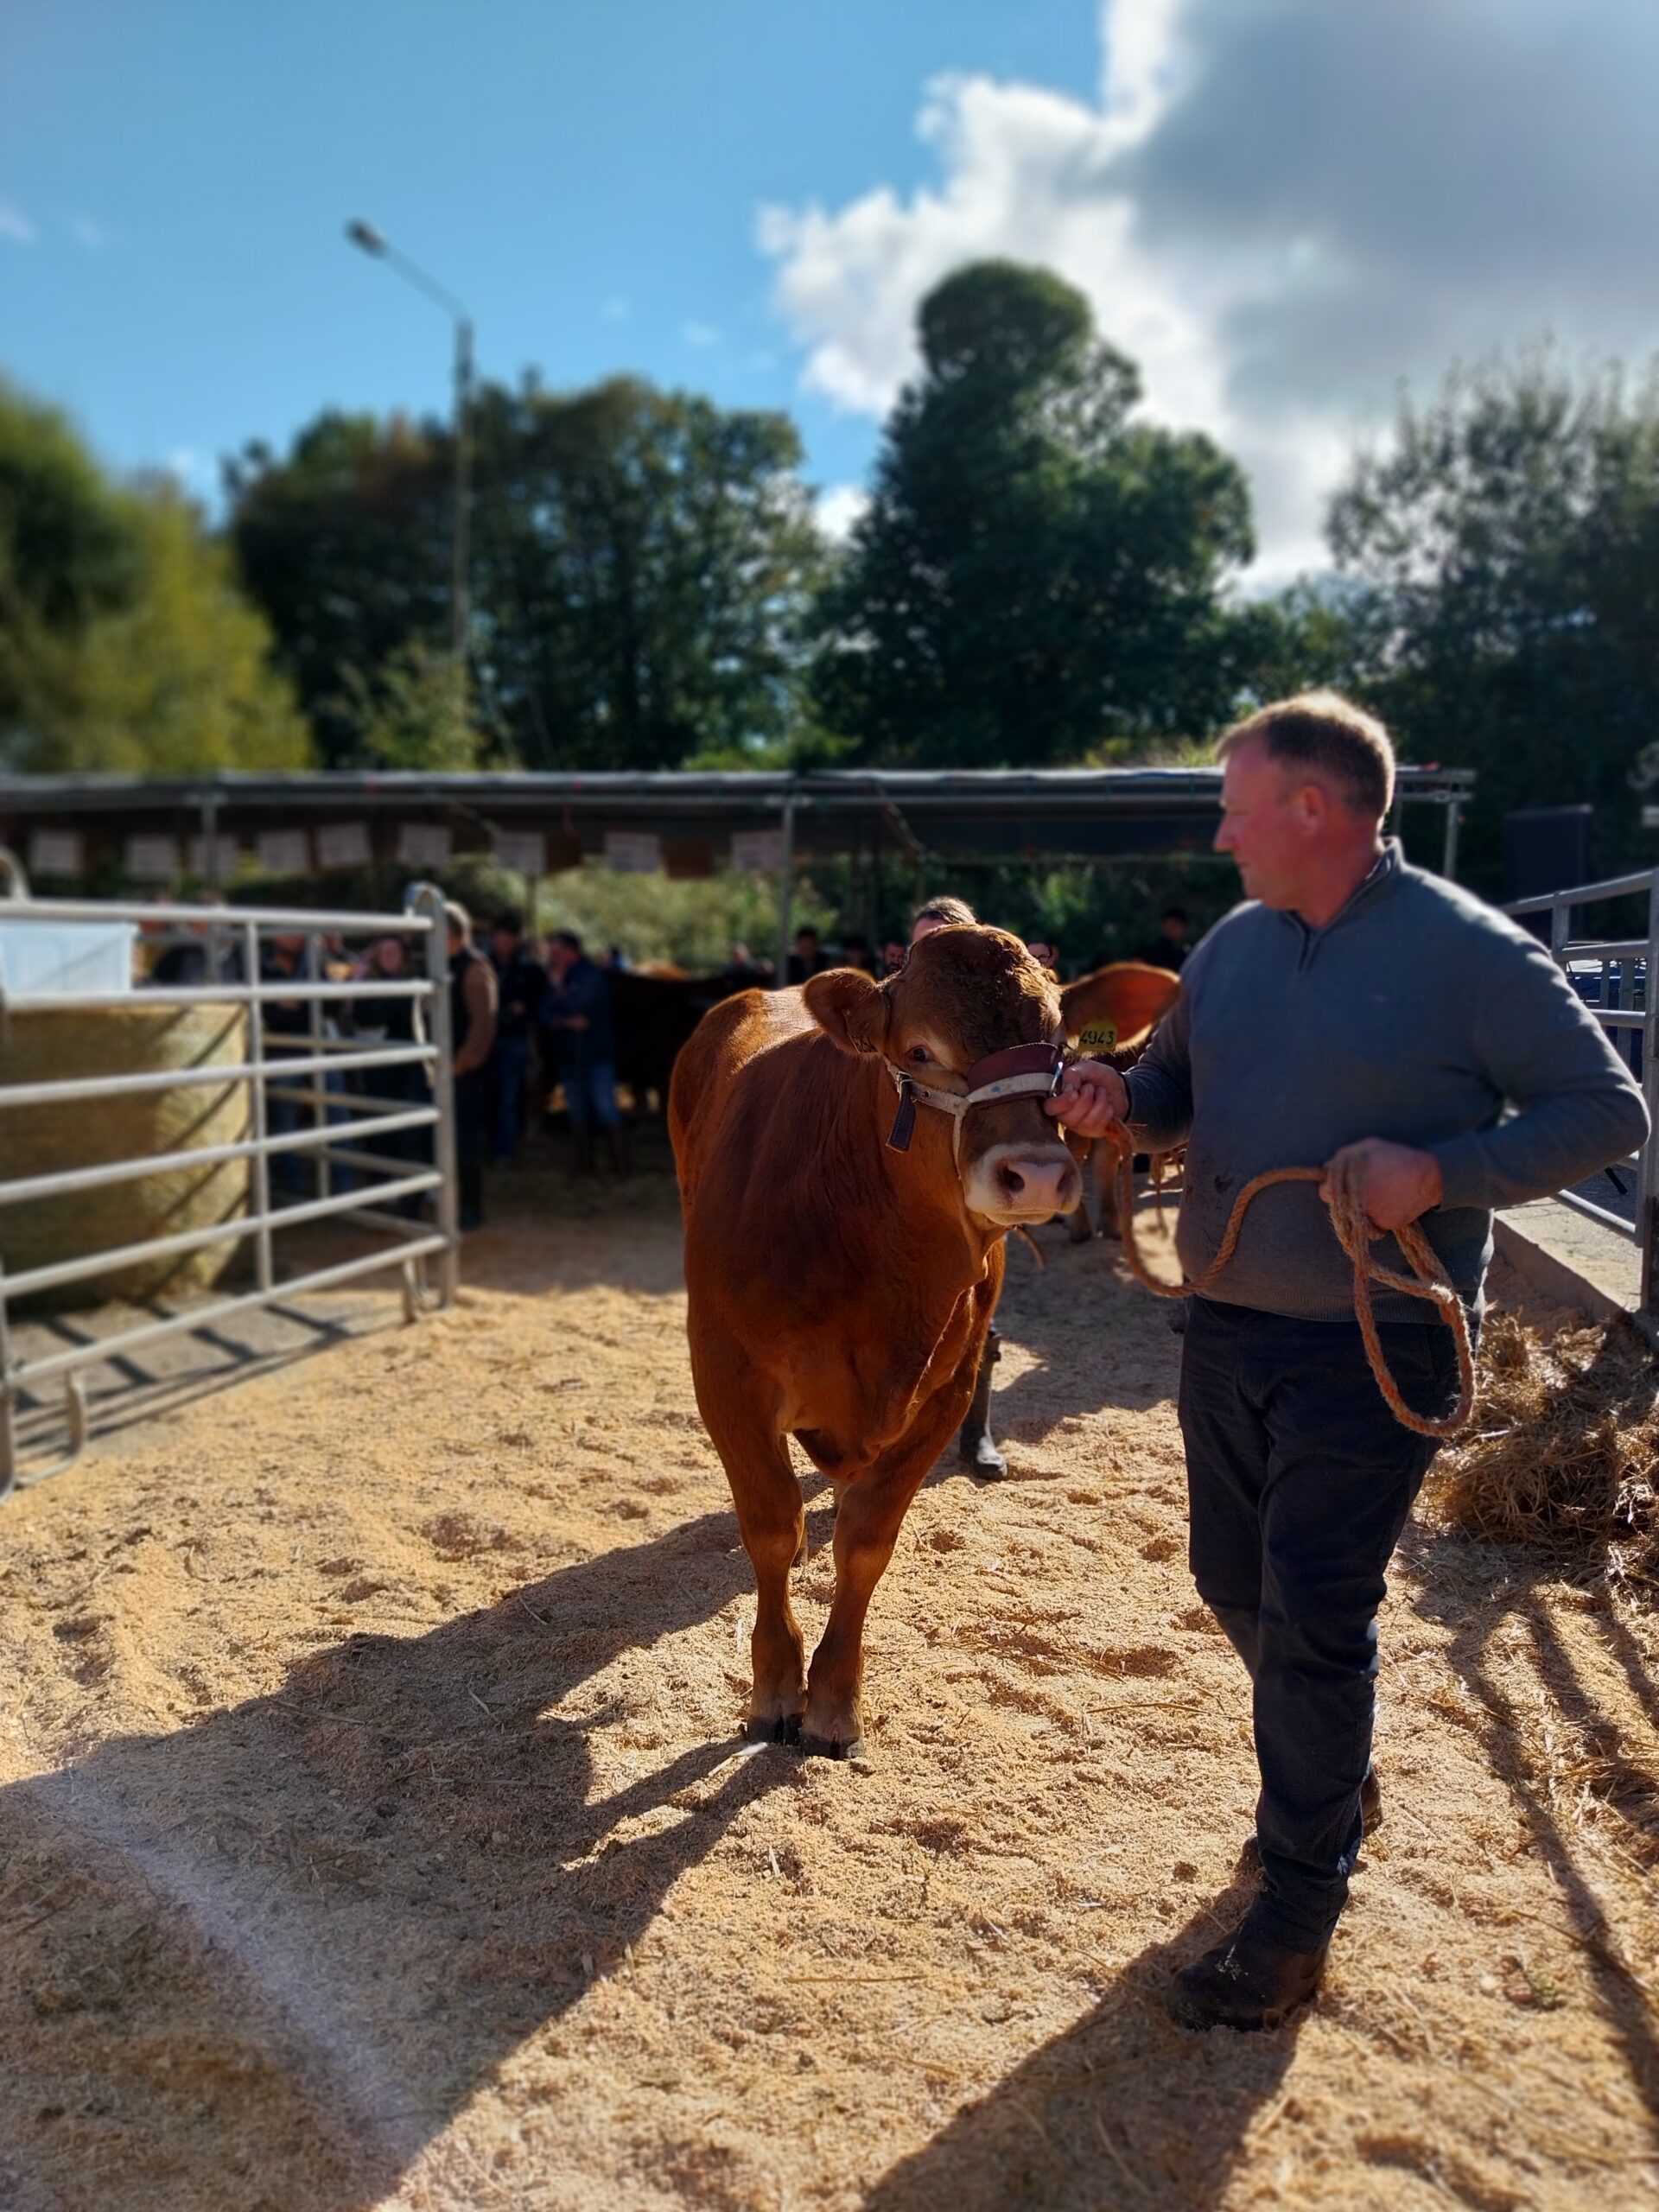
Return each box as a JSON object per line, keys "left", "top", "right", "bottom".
{"left": 803, "top": 966, "right": 890, "bottom": 1058}
{"left": 1059, "top": 962, "right": 1181, "bottom": 1052}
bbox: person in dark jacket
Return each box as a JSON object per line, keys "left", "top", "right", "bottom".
{"left": 541, "top": 928, "right": 626, "bottom": 1175}
{"left": 446, "top": 902, "right": 498, "bottom": 1230}
{"left": 487, "top": 909, "right": 546, "bottom": 1165}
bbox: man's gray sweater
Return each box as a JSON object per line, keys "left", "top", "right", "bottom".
{"left": 1124, "top": 843, "right": 1650, "bottom": 1323}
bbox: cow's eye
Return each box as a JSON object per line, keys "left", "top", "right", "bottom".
{"left": 908, "top": 1046, "right": 931, "bottom": 1065}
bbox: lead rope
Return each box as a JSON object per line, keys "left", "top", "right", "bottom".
{"left": 1104, "top": 1135, "right": 1476, "bottom": 1440}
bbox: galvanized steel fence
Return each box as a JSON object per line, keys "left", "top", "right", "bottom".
{"left": 1504, "top": 867, "right": 1659, "bottom": 1332}
{"left": 0, "top": 881, "right": 457, "bottom": 1497}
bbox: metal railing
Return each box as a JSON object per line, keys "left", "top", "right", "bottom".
{"left": 0, "top": 883, "right": 457, "bottom": 1497}
{"left": 1504, "top": 867, "right": 1658, "bottom": 1326}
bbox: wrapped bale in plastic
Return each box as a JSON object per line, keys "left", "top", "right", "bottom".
{"left": 0, "top": 1004, "right": 251, "bottom": 1311}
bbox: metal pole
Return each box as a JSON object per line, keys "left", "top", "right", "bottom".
{"left": 452, "top": 316, "right": 474, "bottom": 734}
{"left": 308, "top": 929, "right": 330, "bottom": 1199}
{"left": 415, "top": 884, "right": 461, "bottom": 1304}
{"left": 201, "top": 787, "right": 221, "bottom": 890}
{"left": 1440, "top": 795, "right": 1460, "bottom": 882}
{"left": 243, "top": 919, "right": 275, "bottom": 1294}
{"left": 774, "top": 796, "right": 797, "bottom": 988}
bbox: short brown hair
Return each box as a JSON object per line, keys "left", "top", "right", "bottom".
{"left": 912, "top": 894, "right": 977, "bottom": 928}
{"left": 1216, "top": 690, "right": 1395, "bottom": 821}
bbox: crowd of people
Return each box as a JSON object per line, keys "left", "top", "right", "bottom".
{"left": 137, "top": 888, "right": 1195, "bottom": 1237}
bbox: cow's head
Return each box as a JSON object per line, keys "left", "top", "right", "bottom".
{"left": 804, "top": 925, "right": 1084, "bottom": 1227}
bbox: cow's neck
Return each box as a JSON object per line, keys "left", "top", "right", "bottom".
{"left": 869, "top": 1065, "right": 1001, "bottom": 1289}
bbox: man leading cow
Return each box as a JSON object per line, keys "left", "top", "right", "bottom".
{"left": 1052, "top": 690, "right": 1648, "bottom": 2031}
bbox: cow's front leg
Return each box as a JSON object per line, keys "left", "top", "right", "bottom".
{"left": 701, "top": 1389, "right": 808, "bottom": 1741}
{"left": 802, "top": 1370, "right": 975, "bottom": 1758}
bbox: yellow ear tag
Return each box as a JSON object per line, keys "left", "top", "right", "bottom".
{"left": 1077, "top": 1022, "right": 1117, "bottom": 1054}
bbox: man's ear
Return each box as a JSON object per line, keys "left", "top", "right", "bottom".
{"left": 803, "top": 966, "right": 890, "bottom": 1057}
{"left": 1060, "top": 962, "right": 1181, "bottom": 1053}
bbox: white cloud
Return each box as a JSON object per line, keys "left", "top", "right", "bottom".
{"left": 68, "top": 214, "right": 107, "bottom": 250}
{"left": 815, "top": 484, "right": 870, "bottom": 543}
{"left": 681, "top": 320, "right": 719, "bottom": 348}
{"left": 0, "top": 200, "right": 37, "bottom": 245}
{"left": 759, "top": 0, "right": 1659, "bottom": 587}
{"left": 601, "top": 293, "right": 630, "bottom": 322}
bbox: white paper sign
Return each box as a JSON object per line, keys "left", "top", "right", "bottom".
{"left": 186, "top": 835, "right": 241, "bottom": 880}
{"left": 256, "top": 828, "right": 312, "bottom": 874}
{"left": 126, "top": 835, "right": 181, "bottom": 882}
{"left": 396, "top": 823, "right": 453, "bottom": 869}
{"left": 730, "top": 828, "right": 788, "bottom": 874}
{"left": 316, "top": 821, "right": 372, "bottom": 871}
{"left": 28, "top": 830, "right": 83, "bottom": 878}
{"left": 492, "top": 830, "right": 547, "bottom": 875}
{"left": 604, "top": 831, "right": 662, "bottom": 875}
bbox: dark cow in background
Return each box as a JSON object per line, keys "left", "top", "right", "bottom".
{"left": 611, "top": 967, "right": 739, "bottom": 1118}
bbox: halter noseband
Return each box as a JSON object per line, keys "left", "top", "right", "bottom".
{"left": 883, "top": 1040, "right": 1068, "bottom": 1158}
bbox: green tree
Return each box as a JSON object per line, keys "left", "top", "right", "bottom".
{"left": 471, "top": 375, "right": 824, "bottom": 769}
{"left": 229, "top": 377, "right": 826, "bottom": 771}
{"left": 332, "top": 639, "right": 482, "bottom": 771}
{"left": 226, "top": 412, "right": 452, "bottom": 766}
{"left": 0, "top": 385, "right": 308, "bottom": 773}
{"left": 814, "top": 261, "right": 1256, "bottom": 766}
{"left": 1328, "top": 349, "right": 1659, "bottom": 892}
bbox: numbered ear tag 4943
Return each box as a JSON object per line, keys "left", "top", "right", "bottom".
{"left": 1077, "top": 1022, "right": 1117, "bottom": 1054}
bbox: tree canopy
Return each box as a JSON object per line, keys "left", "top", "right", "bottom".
{"left": 0, "top": 383, "right": 308, "bottom": 773}
{"left": 813, "top": 261, "right": 1257, "bottom": 767}
{"left": 227, "top": 377, "right": 825, "bottom": 772}
{"left": 1329, "top": 349, "right": 1659, "bottom": 887}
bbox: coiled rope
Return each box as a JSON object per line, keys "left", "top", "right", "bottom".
{"left": 1105, "top": 1135, "right": 1476, "bottom": 1440}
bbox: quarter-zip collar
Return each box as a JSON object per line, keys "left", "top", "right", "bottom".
{"left": 1281, "top": 839, "right": 1403, "bottom": 969}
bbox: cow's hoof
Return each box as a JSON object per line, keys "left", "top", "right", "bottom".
{"left": 960, "top": 1435, "right": 1007, "bottom": 1480}
{"left": 746, "top": 1712, "right": 802, "bottom": 1745}
{"left": 800, "top": 1729, "right": 865, "bottom": 1761}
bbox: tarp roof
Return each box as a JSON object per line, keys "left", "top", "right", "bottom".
{"left": 0, "top": 765, "right": 1474, "bottom": 868}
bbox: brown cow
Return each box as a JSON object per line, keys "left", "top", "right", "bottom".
{"left": 1058, "top": 961, "right": 1183, "bottom": 1242}
{"left": 670, "top": 925, "right": 1170, "bottom": 1757}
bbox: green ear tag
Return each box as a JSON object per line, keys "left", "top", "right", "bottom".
{"left": 1078, "top": 1022, "right": 1117, "bottom": 1054}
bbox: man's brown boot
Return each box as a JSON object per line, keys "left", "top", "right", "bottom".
{"left": 1171, "top": 1906, "right": 1327, "bottom": 2032}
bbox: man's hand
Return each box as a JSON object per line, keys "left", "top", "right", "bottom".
{"left": 1046, "top": 1059, "right": 1129, "bottom": 1139}
{"left": 1321, "top": 1138, "right": 1443, "bottom": 1232}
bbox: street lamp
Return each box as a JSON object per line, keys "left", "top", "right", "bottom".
{"left": 346, "top": 219, "right": 474, "bottom": 729}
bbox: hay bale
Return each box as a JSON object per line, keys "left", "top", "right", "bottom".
{"left": 0, "top": 1003, "right": 251, "bottom": 1311}
{"left": 1433, "top": 1309, "right": 1659, "bottom": 1589}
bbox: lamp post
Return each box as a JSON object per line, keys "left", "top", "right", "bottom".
{"left": 346, "top": 219, "right": 474, "bottom": 732}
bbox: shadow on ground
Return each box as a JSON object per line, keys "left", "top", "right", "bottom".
{"left": 863, "top": 1876, "right": 1300, "bottom": 2212}
{"left": 0, "top": 1510, "right": 789, "bottom": 2212}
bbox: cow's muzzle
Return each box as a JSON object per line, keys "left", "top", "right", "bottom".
{"left": 964, "top": 1141, "right": 1082, "bottom": 1225}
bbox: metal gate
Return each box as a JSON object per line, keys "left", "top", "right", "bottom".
{"left": 1504, "top": 866, "right": 1659, "bottom": 1336}
{"left": 0, "top": 880, "right": 457, "bottom": 1497}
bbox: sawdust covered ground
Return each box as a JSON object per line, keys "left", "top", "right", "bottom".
{"left": 1, "top": 1168, "right": 1656, "bottom": 2212}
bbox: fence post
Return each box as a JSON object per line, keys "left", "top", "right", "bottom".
{"left": 773, "top": 796, "right": 797, "bottom": 988}
{"left": 0, "top": 1259, "right": 16, "bottom": 1501}
{"left": 243, "top": 918, "right": 274, "bottom": 1294}
{"left": 414, "top": 885, "right": 460, "bottom": 1306}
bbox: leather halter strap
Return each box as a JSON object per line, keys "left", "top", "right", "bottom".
{"left": 882, "top": 1040, "right": 1067, "bottom": 1157}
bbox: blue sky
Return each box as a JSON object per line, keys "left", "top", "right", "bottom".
{"left": 0, "top": 3, "right": 1097, "bottom": 524}
{"left": 5, "top": 2, "right": 1658, "bottom": 580}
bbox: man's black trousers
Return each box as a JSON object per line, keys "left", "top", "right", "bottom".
{"left": 1178, "top": 1294, "right": 1462, "bottom": 1950}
